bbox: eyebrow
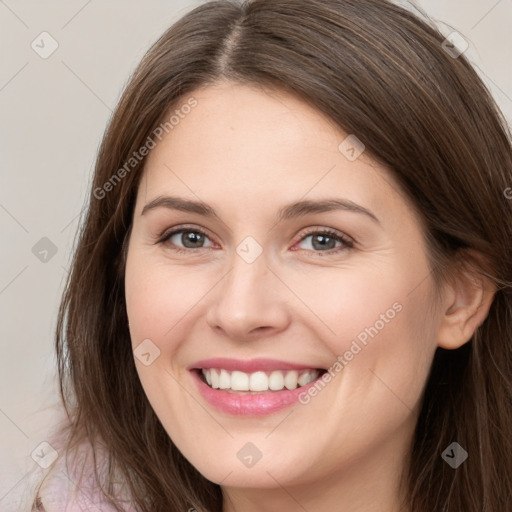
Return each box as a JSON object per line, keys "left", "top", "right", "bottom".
{"left": 141, "top": 195, "right": 380, "bottom": 224}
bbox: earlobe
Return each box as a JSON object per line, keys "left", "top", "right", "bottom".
{"left": 436, "top": 266, "right": 496, "bottom": 350}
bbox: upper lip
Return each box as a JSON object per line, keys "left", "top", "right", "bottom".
{"left": 188, "top": 358, "right": 325, "bottom": 373}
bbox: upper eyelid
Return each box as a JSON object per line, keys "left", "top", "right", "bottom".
{"left": 159, "top": 224, "right": 211, "bottom": 241}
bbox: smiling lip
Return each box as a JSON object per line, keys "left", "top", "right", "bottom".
{"left": 188, "top": 358, "right": 326, "bottom": 416}
{"left": 188, "top": 357, "right": 320, "bottom": 373}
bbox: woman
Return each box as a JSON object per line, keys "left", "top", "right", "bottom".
{"left": 32, "top": 0, "right": 512, "bottom": 510}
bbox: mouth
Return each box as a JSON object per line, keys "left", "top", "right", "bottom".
{"left": 188, "top": 359, "right": 328, "bottom": 416}
{"left": 196, "top": 368, "right": 326, "bottom": 393}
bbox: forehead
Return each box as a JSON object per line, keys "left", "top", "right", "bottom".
{"left": 136, "top": 82, "right": 409, "bottom": 224}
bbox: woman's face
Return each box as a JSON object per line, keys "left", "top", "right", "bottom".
{"left": 125, "top": 82, "right": 441, "bottom": 493}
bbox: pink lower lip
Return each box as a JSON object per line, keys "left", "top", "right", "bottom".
{"left": 190, "top": 370, "right": 323, "bottom": 416}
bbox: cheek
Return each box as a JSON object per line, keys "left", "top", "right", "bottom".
{"left": 124, "top": 254, "right": 214, "bottom": 444}
{"left": 302, "top": 256, "right": 436, "bottom": 408}
{"left": 125, "top": 255, "right": 211, "bottom": 345}
{"left": 283, "top": 259, "right": 409, "bottom": 348}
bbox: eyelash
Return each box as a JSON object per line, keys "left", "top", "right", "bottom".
{"left": 157, "top": 224, "right": 354, "bottom": 256}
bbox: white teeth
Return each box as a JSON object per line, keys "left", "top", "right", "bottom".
{"left": 298, "top": 370, "right": 313, "bottom": 387}
{"left": 201, "top": 368, "right": 321, "bottom": 392}
{"left": 249, "top": 371, "right": 268, "bottom": 392}
{"left": 268, "top": 371, "right": 284, "bottom": 390}
{"left": 219, "top": 369, "right": 231, "bottom": 389}
{"left": 284, "top": 370, "right": 299, "bottom": 390}
{"left": 210, "top": 368, "right": 219, "bottom": 389}
{"left": 231, "top": 371, "right": 249, "bottom": 391}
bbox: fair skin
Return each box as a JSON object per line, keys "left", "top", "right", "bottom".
{"left": 124, "top": 81, "right": 494, "bottom": 512}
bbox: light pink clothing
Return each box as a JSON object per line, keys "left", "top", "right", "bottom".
{"left": 33, "top": 430, "right": 138, "bottom": 512}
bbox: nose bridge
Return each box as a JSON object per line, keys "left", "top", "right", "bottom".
{"left": 206, "top": 242, "right": 290, "bottom": 338}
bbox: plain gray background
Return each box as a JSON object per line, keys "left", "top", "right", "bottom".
{"left": 1, "top": 0, "right": 511, "bottom": 509}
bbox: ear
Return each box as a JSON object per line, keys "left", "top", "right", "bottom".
{"left": 436, "top": 251, "right": 496, "bottom": 350}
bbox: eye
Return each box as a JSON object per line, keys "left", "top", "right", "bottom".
{"left": 293, "top": 228, "right": 354, "bottom": 254}
{"left": 157, "top": 225, "right": 354, "bottom": 255}
{"left": 158, "top": 226, "right": 215, "bottom": 253}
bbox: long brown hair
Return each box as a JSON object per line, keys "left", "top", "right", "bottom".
{"left": 36, "top": 0, "right": 512, "bottom": 510}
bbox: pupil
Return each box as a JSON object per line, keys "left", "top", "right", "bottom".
{"left": 312, "top": 234, "right": 335, "bottom": 251}
{"left": 183, "top": 231, "right": 204, "bottom": 248}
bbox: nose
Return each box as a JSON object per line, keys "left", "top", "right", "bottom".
{"left": 205, "top": 250, "right": 291, "bottom": 341}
